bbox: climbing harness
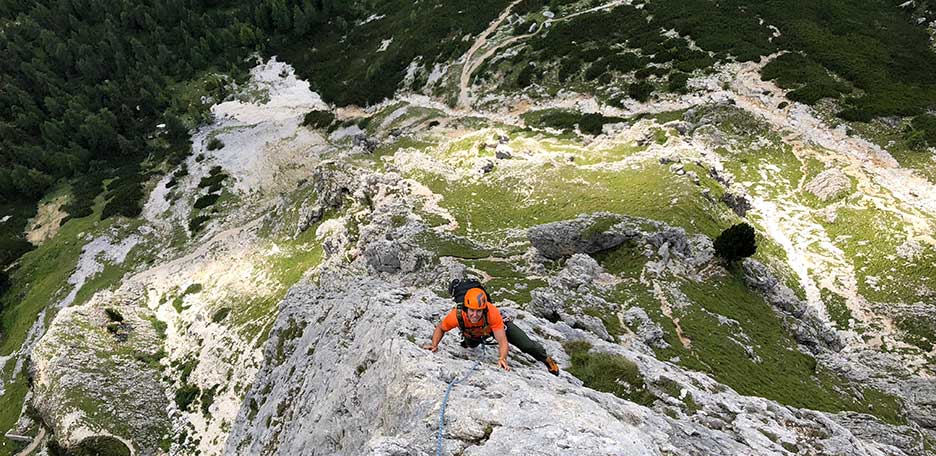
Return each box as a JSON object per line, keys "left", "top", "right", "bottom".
{"left": 435, "top": 349, "right": 484, "bottom": 456}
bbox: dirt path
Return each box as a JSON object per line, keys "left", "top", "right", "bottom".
{"left": 26, "top": 195, "right": 67, "bottom": 246}
{"left": 14, "top": 427, "right": 46, "bottom": 456}
{"left": 457, "top": 0, "right": 525, "bottom": 109}
{"left": 457, "top": 0, "right": 628, "bottom": 109}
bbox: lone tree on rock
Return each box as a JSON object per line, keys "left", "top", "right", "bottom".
{"left": 714, "top": 223, "right": 757, "bottom": 262}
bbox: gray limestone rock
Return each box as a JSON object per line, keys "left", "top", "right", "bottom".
{"left": 364, "top": 239, "right": 402, "bottom": 272}
{"left": 623, "top": 307, "right": 669, "bottom": 349}
{"left": 29, "top": 288, "right": 169, "bottom": 455}
{"left": 902, "top": 379, "right": 936, "bottom": 430}
{"left": 742, "top": 260, "right": 806, "bottom": 318}
{"left": 224, "top": 271, "right": 914, "bottom": 456}
{"left": 353, "top": 133, "right": 379, "bottom": 153}
{"left": 551, "top": 253, "right": 606, "bottom": 291}
{"left": 479, "top": 159, "right": 495, "bottom": 174}
{"left": 527, "top": 213, "right": 644, "bottom": 260}
{"left": 805, "top": 168, "right": 851, "bottom": 201}
{"left": 742, "top": 259, "right": 843, "bottom": 353}
{"left": 721, "top": 187, "right": 752, "bottom": 217}
{"left": 832, "top": 413, "right": 931, "bottom": 456}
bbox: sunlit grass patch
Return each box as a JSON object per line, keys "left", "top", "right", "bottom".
{"left": 410, "top": 159, "right": 733, "bottom": 244}
{"left": 820, "top": 203, "right": 936, "bottom": 303}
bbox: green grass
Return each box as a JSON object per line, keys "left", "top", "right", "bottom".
{"left": 415, "top": 231, "right": 494, "bottom": 259}
{"left": 564, "top": 340, "right": 657, "bottom": 406}
{"left": 233, "top": 223, "right": 326, "bottom": 344}
{"left": 592, "top": 239, "right": 905, "bottom": 425}
{"left": 1, "top": 187, "right": 136, "bottom": 447}
{"left": 0, "top": 194, "right": 111, "bottom": 355}
{"left": 820, "top": 287, "right": 852, "bottom": 330}
{"left": 631, "top": 270, "right": 906, "bottom": 424}
{"left": 461, "top": 258, "right": 547, "bottom": 306}
{"left": 820, "top": 203, "right": 936, "bottom": 303}
{"left": 591, "top": 240, "right": 647, "bottom": 276}
{"left": 0, "top": 358, "right": 29, "bottom": 456}
{"left": 412, "top": 160, "right": 733, "bottom": 243}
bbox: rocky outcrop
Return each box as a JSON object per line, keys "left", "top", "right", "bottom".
{"left": 742, "top": 259, "right": 843, "bottom": 353}
{"left": 527, "top": 213, "right": 645, "bottom": 260}
{"left": 805, "top": 168, "right": 851, "bottom": 201}
{"left": 721, "top": 187, "right": 753, "bottom": 217}
{"left": 622, "top": 307, "right": 669, "bottom": 349}
{"left": 29, "top": 287, "right": 169, "bottom": 455}
{"left": 225, "top": 268, "right": 919, "bottom": 456}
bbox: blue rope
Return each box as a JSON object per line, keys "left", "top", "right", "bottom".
{"left": 435, "top": 353, "right": 483, "bottom": 456}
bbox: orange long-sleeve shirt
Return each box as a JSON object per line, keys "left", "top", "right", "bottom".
{"left": 440, "top": 304, "right": 505, "bottom": 338}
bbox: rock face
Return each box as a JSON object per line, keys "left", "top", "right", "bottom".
{"left": 30, "top": 287, "right": 169, "bottom": 455}
{"left": 805, "top": 168, "right": 851, "bottom": 201}
{"left": 742, "top": 259, "right": 842, "bottom": 353}
{"left": 721, "top": 187, "right": 752, "bottom": 217}
{"left": 527, "top": 213, "right": 644, "bottom": 260}
{"left": 224, "top": 267, "right": 920, "bottom": 456}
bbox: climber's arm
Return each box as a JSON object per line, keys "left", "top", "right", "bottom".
{"left": 493, "top": 328, "right": 510, "bottom": 371}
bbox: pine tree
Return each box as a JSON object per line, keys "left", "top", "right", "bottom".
{"left": 713, "top": 223, "right": 757, "bottom": 262}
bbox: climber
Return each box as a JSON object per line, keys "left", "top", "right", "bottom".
{"left": 423, "top": 279, "right": 560, "bottom": 376}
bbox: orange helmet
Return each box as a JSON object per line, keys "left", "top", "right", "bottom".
{"left": 463, "top": 288, "right": 489, "bottom": 310}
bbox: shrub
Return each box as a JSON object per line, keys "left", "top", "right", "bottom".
{"left": 516, "top": 63, "right": 537, "bottom": 88}
{"left": 206, "top": 137, "right": 224, "bottom": 150}
{"left": 522, "top": 110, "right": 625, "bottom": 135}
{"left": 104, "top": 307, "right": 124, "bottom": 322}
{"left": 173, "top": 165, "right": 189, "bottom": 179}
{"left": 0, "top": 237, "right": 34, "bottom": 266}
{"left": 0, "top": 270, "right": 9, "bottom": 296}
{"left": 193, "top": 193, "right": 220, "bottom": 209}
{"left": 150, "top": 318, "right": 168, "bottom": 338}
{"left": 63, "top": 173, "right": 105, "bottom": 219}
{"left": 909, "top": 114, "right": 936, "bottom": 147}
{"left": 301, "top": 110, "right": 336, "bottom": 129}
{"left": 183, "top": 283, "right": 203, "bottom": 295}
{"left": 189, "top": 215, "right": 210, "bottom": 233}
{"left": 667, "top": 72, "right": 690, "bottom": 93}
{"left": 198, "top": 173, "right": 227, "bottom": 188}
{"left": 713, "top": 223, "right": 757, "bottom": 262}
{"left": 175, "top": 384, "right": 200, "bottom": 411}
{"left": 201, "top": 385, "right": 217, "bottom": 416}
{"left": 212, "top": 307, "right": 231, "bottom": 323}
{"left": 558, "top": 58, "right": 582, "bottom": 81}
{"left": 101, "top": 184, "right": 144, "bottom": 220}
{"left": 628, "top": 81, "right": 654, "bottom": 102}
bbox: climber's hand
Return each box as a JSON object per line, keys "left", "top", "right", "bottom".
{"left": 498, "top": 357, "right": 510, "bottom": 372}
{"left": 423, "top": 344, "right": 438, "bottom": 352}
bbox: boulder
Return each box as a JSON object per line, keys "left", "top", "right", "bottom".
{"left": 805, "top": 168, "right": 850, "bottom": 201}
{"left": 742, "top": 259, "right": 843, "bottom": 352}
{"left": 622, "top": 307, "right": 669, "bottom": 349}
{"left": 527, "top": 213, "right": 643, "bottom": 260}
{"left": 225, "top": 271, "right": 914, "bottom": 456}
{"left": 551, "top": 254, "right": 606, "bottom": 291}
{"left": 364, "top": 240, "right": 402, "bottom": 273}
{"left": 29, "top": 288, "right": 169, "bottom": 455}
{"left": 721, "top": 187, "right": 752, "bottom": 217}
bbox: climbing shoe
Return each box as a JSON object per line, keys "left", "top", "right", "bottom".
{"left": 544, "top": 356, "right": 560, "bottom": 376}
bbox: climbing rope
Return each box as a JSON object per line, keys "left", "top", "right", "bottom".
{"left": 435, "top": 351, "right": 483, "bottom": 456}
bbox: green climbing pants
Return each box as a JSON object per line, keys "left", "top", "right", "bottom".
{"left": 462, "top": 320, "right": 548, "bottom": 362}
